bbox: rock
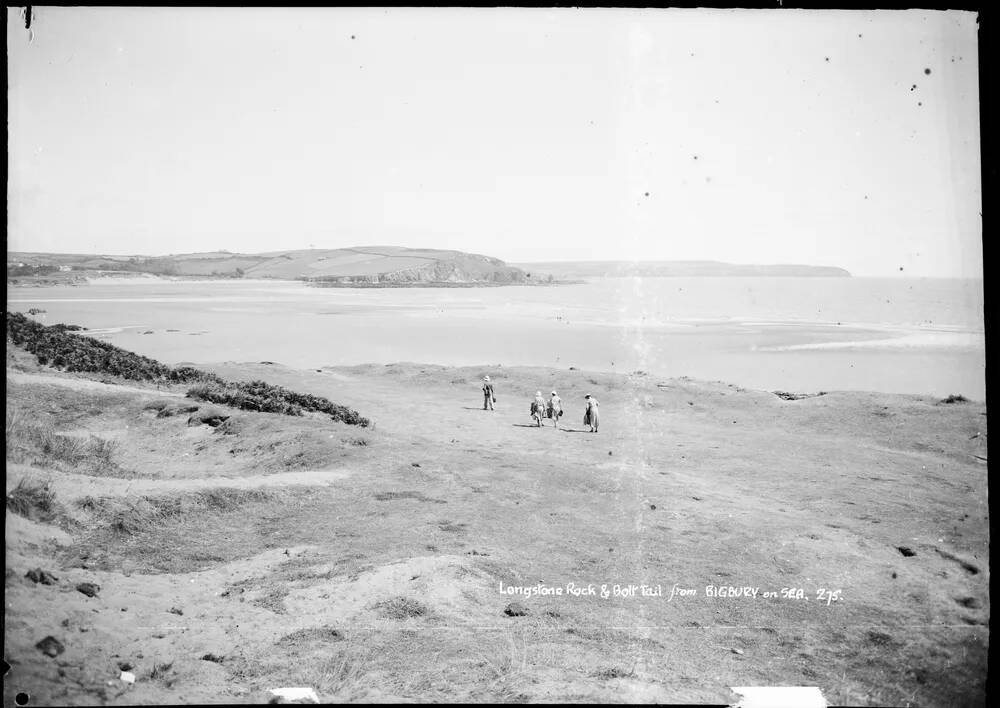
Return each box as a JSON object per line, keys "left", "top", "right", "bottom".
{"left": 118, "top": 661, "right": 134, "bottom": 671}
{"left": 76, "top": 582, "right": 101, "bottom": 597}
{"left": 168, "top": 607, "right": 184, "bottom": 615}
{"left": 36, "top": 636, "right": 65, "bottom": 657}
{"left": 200, "top": 653, "right": 224, "bottom": 663}
{"left": 897, "top": 546, "right": 916, "bottom": 557}
{"left": 26, "top": 568, "right": 58, "bottom": 585}
{"left": 411, "top": 463, "right": 421, "bottom": 467}
{"left": 504, "top": 602, "right": 529, "bottom": 617}
{"left": 649, "top": 504, "right": 656, "bottom": 510}
{"left": 731, "top": 647, "right": 744, "bottom": 655}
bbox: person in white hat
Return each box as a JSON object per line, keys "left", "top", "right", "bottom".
{"left": 584, "top": 394, "right": 600, "bottom": 432}
{"left": 482, "top": 376, "right": 495, "bottom": 411}
{"left": 546, "top": 390, "right": 563, "bottom": 429}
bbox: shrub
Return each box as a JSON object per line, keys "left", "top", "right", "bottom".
{"left": 187, "top": 380, "right": 369, "bottom": 427}
{"left": 6, "top": 477, "right": 57, "bottom": 521}
{"left": 6, "top": 312, "right": 222, "bottom": 384}
{"left": 7, "top": 312, "right": 369, "bottom": 426}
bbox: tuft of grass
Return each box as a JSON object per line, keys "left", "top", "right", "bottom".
{"left": 6, "top": 404, "right": 23, "bottom": 440}
{"left": 372, "top": 596, "right": 431, "bottom": 620}
{"left": 477, "top": 629, "right": 529, "bottom": 689}
{"left": 87, "top": 436, "right": 120, "bottom": 471}
{"left": 147, "top": 660, "right": 176, "bottom": 686}
{"left": 6, "top": 477, "right": 57, "bottom": 521}
{"left": 225, "top": 647, "right": 372, "bottom": 700}
{"left": 593, "top": 666, "right": 637, "bottom": 680}
{"left": 6, "top": 405, "right": 126, "bottom": 476}
{"left": 253, "top": 586, "right": 290, "bottom": 614}
{"left": 315, "top": 650, "right": 372, "bottom": 697}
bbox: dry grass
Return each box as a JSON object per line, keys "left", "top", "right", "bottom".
{"left": 372, "top": 596, "right": 432, "bottom": 620}
{"left": 477, "top": 629, "right": 530, "bottom": 690}
{"left": 226, "top": 645, "right": 373, "bottom": 700}
{"left": 6, "top": 403, "right": 126, "bottom": 476}
{"left": 75, "top": 487, "right": 276, "bottom": 536}
{"left": 315, "top": 650, "right": 373, "bottom": 697}
{"left": 6, "top": 476, "right": 58, "bottom": 521}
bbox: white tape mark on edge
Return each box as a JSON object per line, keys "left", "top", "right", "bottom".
{"left": 268, "top": 687, "right": 320, "bottom": 704}
{"left": 730, "top": 686, "right": 828, "bottom": 708}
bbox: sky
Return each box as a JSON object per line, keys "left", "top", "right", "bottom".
{"left": 6, "top": 7, "right": 982, "bottom": 277}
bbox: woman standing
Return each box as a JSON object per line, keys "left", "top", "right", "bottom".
{"left": 530, "top": 391, "right": 547, "bottom": 426}
{"left": 482, "top": 376, "right": 495, "bottom": 411}
{"left": 547, "top": 391, "right": 563, "bottom": 429}
{"left": 583, "top": 394, "right": 600, "bottom": 433}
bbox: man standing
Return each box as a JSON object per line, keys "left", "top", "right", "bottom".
{"left": 583, "top": 394, "right": 600, "bottom": 433}
{"left": 482, "top": 376, "right": 495, "bottom": 411}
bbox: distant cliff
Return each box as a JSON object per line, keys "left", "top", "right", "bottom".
{"left": 513, "top": 260, "right": 852, "bottom": 279}
{"left": 8, "top": 247, "right": 542, "bottom": 285}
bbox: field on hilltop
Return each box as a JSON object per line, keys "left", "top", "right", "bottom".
{"left": 8, "top": 247, "right": 534, "bottom": 285}
{"left": 3, "top": 334, "right": 989, "bottom": 704}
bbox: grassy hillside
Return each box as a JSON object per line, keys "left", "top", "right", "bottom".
{"left": 8, "top": 247, "right": 534, "bottom": 284}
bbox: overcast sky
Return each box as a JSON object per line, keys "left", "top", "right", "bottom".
{"left": 7, "top": 7, "right": 981, "bottom": 277}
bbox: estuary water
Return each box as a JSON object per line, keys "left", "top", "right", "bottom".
{"left": 7, "top": 276, "right": 986, "bottom": 400}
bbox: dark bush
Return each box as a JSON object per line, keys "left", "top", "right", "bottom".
{"left": 7, "top": 312, "right": 370, "bottom": 427}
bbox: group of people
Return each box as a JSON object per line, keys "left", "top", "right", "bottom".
{"left": 481, "top": 376, "right": 600, "bottom": 433}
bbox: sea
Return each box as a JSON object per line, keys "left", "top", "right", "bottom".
{"left": 6, "top": 276, "right": 986, "bottom": 400}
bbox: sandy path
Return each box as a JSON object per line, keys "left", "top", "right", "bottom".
{"left": 6, "top": 464, "right": 353, "bottom": 500}
{"left": 6, "top": 371, "right": 184, "bottom": 398}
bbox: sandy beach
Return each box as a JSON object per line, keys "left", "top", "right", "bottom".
{"left": 4, "top": 344, "right": 989, "bottom": 705}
